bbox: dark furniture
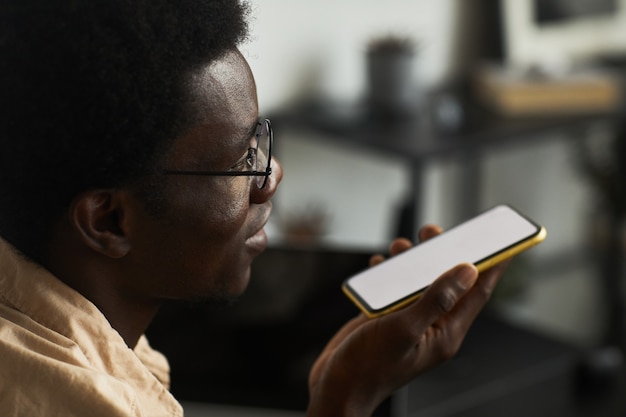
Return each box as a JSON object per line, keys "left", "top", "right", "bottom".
{"left": 146, "top": 245, "right": 625, "bottom": 416}
{"left": 395, "top": 314, "right": 625, "bottom": 417}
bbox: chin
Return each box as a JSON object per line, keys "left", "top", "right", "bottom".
{"left": 208, "top": 265, "right": 252, "bottom": 302}
{"left": 184, "top": 259, "right": 254, "bottom": 303}
{"left": 230, "top": 266, "right": 252, "bottom": 296}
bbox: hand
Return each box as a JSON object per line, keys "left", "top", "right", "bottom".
{"left": 306, "top": 225, "right": 510, "bottom": 417}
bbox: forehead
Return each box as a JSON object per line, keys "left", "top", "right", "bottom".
{"left": 167, "top": 50, "right": 259, "bottom": 167}
{"left": 189, "top": 50, "right": 258, "bottom": 121}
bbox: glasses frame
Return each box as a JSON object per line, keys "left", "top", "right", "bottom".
{"left": 162, "top": 119, "right": 273, "bottom": 189}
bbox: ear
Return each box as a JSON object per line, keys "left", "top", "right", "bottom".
{"left": 70, "top": 190, "right": 131, "bottom": 258}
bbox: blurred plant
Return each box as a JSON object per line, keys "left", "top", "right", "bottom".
{"left": 280, "top": 204, "right": 330, "bottom": 246}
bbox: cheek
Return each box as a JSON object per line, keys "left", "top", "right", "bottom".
{"left": 196, "top": 186, "right": 250, "bottom": 242}
{"left": 163, "top": 180, "right": 253, "bottom": 272}
{"left": 131, "top": 181, "right": 253, "bottom": 299}
{"left": 167, "top": 178, "right": 250, "bottom": 236}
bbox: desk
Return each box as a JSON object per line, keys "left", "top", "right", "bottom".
{"left": 273, "top": 98, "right": 619, "bottom": 238}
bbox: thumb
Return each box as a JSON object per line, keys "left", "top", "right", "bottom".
{"left": 409, "top": 263, "right": 478, "bottom": 325}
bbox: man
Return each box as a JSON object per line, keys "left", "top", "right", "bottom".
{"left": 0, "top": 0, "right": 508, "bottom": 416}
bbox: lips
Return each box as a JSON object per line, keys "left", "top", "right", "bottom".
{"left": 245, "top": 227, "right": 268, "bottom": 254}
{"left": 245, "top": 204, "right": 272, "bottom": 254}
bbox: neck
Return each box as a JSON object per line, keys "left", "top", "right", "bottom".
{"left": 50, "top": 258, "right": 162, "bottom": 348}
{"left": 94, "top": 293, "right": 161, "bottom": 348}
{"left": 42, "top": 236, "right": 161, "bottom": 349}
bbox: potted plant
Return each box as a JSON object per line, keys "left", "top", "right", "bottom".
{"left": 366, "top": 34, "right": 419, "bottom": 117}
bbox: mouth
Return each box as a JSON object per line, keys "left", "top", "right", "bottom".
{"left": 245, "top": 204, "right": 272, "bottom": 254}
{"left": 245, "top": 227, "right": 268, "bottom": 255}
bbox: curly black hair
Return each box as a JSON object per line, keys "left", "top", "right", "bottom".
{"left": 0, "top": 0, "right": 251, "bottom": 262}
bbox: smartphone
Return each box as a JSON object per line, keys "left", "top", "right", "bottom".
{"left": 342, "top": 204, "right": 546, "bottom": 318}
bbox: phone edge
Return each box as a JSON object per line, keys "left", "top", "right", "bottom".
{"left": 342, "top": 225, "right": 547, "bottom": 319}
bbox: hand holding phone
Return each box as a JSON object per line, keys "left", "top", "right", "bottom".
{"left": 309, "top": 239, "right": 510, "bottom": 416}
{"left": 342, "top": 205, "right": 546, "bottom": 318}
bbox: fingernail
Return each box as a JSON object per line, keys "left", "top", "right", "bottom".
{"left": 457, "top": 264, "right": 478, "bottom": 289}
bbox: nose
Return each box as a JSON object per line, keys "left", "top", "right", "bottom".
{"left": 251, "top": 156, "right": 283, "bottom": 204}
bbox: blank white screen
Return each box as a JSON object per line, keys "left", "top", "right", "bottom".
{"left": 345, "top": 205, "right": 540, "bottom": 311}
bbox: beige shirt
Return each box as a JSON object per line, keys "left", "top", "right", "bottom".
{"left": 0, "top": 238, "right": 184, "bottom": 417}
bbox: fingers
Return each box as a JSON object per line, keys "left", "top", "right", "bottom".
{"left": 369, "top": 254, "right": 385, "bottom": 267}
{"left": 382, "top": 264, "right": 478, "bottom": 345}
{"left": 477, "top": 259, "right": 510, "bottom": 294}
{"left": 414, "top": 263, "right": 479, "bottom": 320}
{"left": 381, "top": 263, "right": 479, "bottom": 355}
{"left": 369, "top": 237, "right": 413, "bottom": 267}
{"left": 419, "top": 224, "right": 443, "bottom": 242}
{"left": 448, "top": 260, "right": 509, "bottom": 322}
{"left": 407, "top": 260, "right": 509, "bottom": 359}
{"left": 389, "top": 238, "right": 412, "bottom": 256}
{"left": 369, "top": 224, "right": 443, "bottom": 267}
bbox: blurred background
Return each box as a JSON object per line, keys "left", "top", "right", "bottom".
{"left": 147, "top": 1, "right": 626, "bottom": 415}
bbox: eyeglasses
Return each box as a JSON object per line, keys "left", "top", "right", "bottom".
{"left": 162, "top": 118, "right": 273, "bottom": 189}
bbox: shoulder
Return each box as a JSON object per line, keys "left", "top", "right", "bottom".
{"left": 0, "top": 311, "right": 141, "bottom": 416}
{"left": 0, "top": 305, "right": 179, "bottom": 417}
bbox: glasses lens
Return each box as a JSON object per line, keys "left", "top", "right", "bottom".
{"left": 255, "top": 119, "right": 271, "bottom": 188}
